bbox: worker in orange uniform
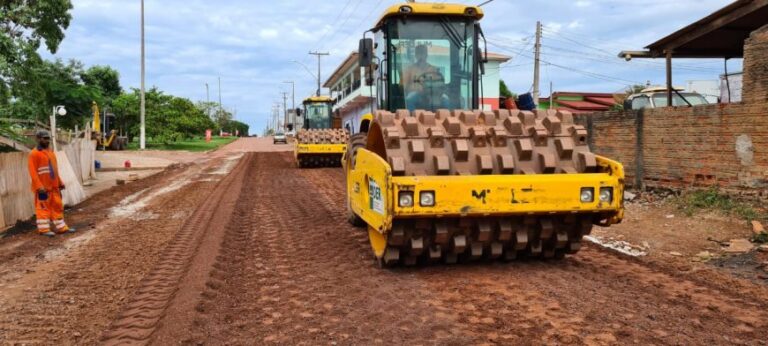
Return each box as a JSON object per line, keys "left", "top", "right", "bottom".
{"left": 28, "top": 130, "right": 76, "bottom": 237}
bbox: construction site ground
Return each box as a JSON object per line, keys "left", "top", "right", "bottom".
{"left": 1, "top": 137, "right": 766, "bottom": 345}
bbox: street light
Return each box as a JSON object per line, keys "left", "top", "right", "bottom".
{"left": 283, "top": 81, "right": 295, "bottom": 130}
{"left": 50, "top": 105, "right": 66, "bottom": 151}
{"left": 140, "top": 0, "right": 146, "bottom": 150}
{"left": 290, "top": 60, "right": 318, "bottom": 81}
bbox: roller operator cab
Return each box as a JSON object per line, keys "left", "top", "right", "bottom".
{"left": 294, "top": 96, "right": 349, "bottom": 168}
{"left": 345, "top": 2, "right": 625, "bottom": 267}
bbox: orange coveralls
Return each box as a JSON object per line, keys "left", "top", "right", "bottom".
{"left": 28, "top": 147, "right": 70, "bottom": 234}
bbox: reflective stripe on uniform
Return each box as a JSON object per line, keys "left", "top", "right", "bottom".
{"left": 53, "top": 219, "right": 68, "bottom": 230}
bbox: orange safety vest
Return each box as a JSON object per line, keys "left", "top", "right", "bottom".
{"left": 28, "top": 147, "right": 63, "bottom": 192}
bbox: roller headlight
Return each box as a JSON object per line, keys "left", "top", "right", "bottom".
{"left": 580, "top": 187, "right": 594, "bottom": 203}
{"left": 399, "top": 5, "right": 412, "bottom": 13}
{"left": 398, "top": 191, "right": 414, "bottom": 207}
{"left": 599, "top": 187, "right": 613, "bottom": 203}
{"left": 419, "top": 191, "right": 435, "bottom": 207}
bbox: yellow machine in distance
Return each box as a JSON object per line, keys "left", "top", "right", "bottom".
{"left": 344, "top": 2, "right": 625, "bottom": 266}
{"left": 91, "top": 101, "right": 128, "bottom": 150}
{"left": 294, "top": 96, "right": 348, "bottom": 168}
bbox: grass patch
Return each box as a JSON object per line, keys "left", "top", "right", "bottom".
{"left": 672, "top": 187, "right": 764, "bottom": 223}
{"left": 125, "top": 136, "right": 238, "bottom": 152}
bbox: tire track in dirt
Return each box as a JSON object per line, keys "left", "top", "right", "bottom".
{"left": 168, "top": 151, "right": 768, "bottom": 345}
{"left": 172, "top": 153, "right": 468, "bottom": 344}
{"left": 0, "top": 163, "right": 221, "bottom": 345}
{"left": 100, "top": 153, "right": 254, "bottom": 345}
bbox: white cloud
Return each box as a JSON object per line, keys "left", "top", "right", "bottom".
{"left": 259, "top": 29, "right": 279, "bottom": 40}
{"left": 567, "top": 20, "right": 582, "bottom": 29}
{"left": 41, "top": 0, "right": 737, "bottom": 133}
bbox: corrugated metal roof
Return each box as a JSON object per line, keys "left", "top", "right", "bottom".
{"left": 644, "top": 0, "right": 768, "bottom": 58}
{"left": 556, "top": 100, "right": 610, "bottom": 111}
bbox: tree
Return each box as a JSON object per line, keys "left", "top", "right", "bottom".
{"left": 4, "top": 58, "right": 103, "bottom": 127}
{"left": 625, "top": 84, "right": 646, "bottom": 94}
{"left": 195, "top": 101, "right": 219, "bottom": 121}
{"left": 1, "top": 0, "right": 73, "bottom": 95}
{"left": 113, "top": 87, "right": 215, "bottom": 144}
{"left": 223, "top": 120, "right": 249, "bottom": 137}
{"left": 212, "top": 107, "right": 233, "bottom": 129}
{"left": 500, "top": 80, "right": 516, "bottom": 99}
{"left": 81, "top": 65, "right": 122, "bottom": 102}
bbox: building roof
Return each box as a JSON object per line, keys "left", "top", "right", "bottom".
{"left": 539, "top": 92, "right": 620, "bottom": 114}
{"left": 376, "top": 3, "right": 483, "bottom": 28}
{"left": 620, "top": 0, "right": 768, "bottom": 59}
{"left": 323, "top": 52, "right": 359, "bottom": 88}
{"left": 486, "top": 52, "right": 511, "bottom": 62}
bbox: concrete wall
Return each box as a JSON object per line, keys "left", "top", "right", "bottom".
{"left": 481, "top": 61, "right": 502, "bottom": 111}
{"left": 340, "top": 103, "right": 375, "bottom": 134}
{"left": 580, "top": 25, "right": 768, "bottom": 199}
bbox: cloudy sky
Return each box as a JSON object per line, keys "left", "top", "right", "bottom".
{"left": 44, "top": 0, "right": 741, "bottom": 133}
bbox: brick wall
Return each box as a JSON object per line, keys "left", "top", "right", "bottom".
{"left": 742, "top": 24, "right": 768, "bottom": 104}
{"left": 580, "top": 25, "right": 768, "bottom": 198}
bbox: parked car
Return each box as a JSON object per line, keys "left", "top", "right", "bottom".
{"left": 624, "top": 86, "right": 709, "bottom": 110}
{"left": 273, "top": 132, "right": 287, "bottom": 144}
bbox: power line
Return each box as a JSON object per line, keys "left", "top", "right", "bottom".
{"left": 313, "top": 0, "right": 355, "bottom": 52}
{"left": 540, "top": 28, "right": 726, "bottom": 71}
{"left": 488, "top": 40, "right": 644, "bottom": 86}
{"left": 540, "top": 46, "right": 721, "bottom": 73}
{"left": 321, "top": 0, "right": 386, "bottom": 55}
{"left": 320, "top": 0, "right": 364, "bottom": 52}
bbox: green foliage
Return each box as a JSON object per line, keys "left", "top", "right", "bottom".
{"left": 673, "top": 187, "right": 763, "bottom": 223}
{"left": 223, "top": 119, "right": 249, "bottom": 136}
{"left": 3, "top": 59, "right": 103, "bottom": 127}
{"left": 126, "top": 136, "right": 236, "bottom": 152}
{"left": 0, "top": 1, "right": 218, "bottom": 145}
{"left": 111, "top": 87, "right": 215, "bottom": 144}
{"left": 1, "top": 0, "right": 73, "bottom": 95}
{"left": 499, "top": 80, "right": 515, "bottom": 98}
{"left": 81, "top": 65, "right": 121, "bottom": 101}
{"left": 754, "top": 232, "right": 768, "bottom": 244}
{"left": 212, "top": 107, "right": 233, "bottom": 129}
{"left": 626, "top": 84, "right": 646, "bottom": 94}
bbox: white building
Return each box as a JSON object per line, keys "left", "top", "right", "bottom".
{"left": 324, "top": 51, "right": 510, "bottom": 134}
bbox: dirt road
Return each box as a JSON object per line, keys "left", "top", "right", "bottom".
{"left": 1, "top": 138, "right": 767, "bottom": 345}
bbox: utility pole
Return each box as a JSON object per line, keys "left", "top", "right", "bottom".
{"left": 532, "top": 21, "right": 542, "bottom": 108}
{"left": 139, "top": 0, "right": 146, "bottom": 149}
{"left": 218, "top": 76, "right": 223, "bottom": 116}
{"left": 283, "top": 81, "right": 295, "bottom": 129}
{"left": 205, "top": 83, "right": 210, "bottom": 118}
{"left": 273, "top": 103, "right": 280, "bottom": 131}
{"left": 281, "top": 92, "right": 289, "bottom": 131}
{"left": 309, "top": 51, "right": 329, "bottom": 96}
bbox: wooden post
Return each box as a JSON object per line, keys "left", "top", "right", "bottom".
{"left": 665, "top": 50, "right": 673, "bottom": 107}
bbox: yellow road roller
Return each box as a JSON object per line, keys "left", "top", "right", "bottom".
{"left": 344, "top": 2, "right": 624, "bottom": 266}
{"left": 295, "top": 96, "right": 348, "bottom": 168}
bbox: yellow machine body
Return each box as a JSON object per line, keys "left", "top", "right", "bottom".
{"left": 294, "top": 96, "right": 349, "bottom": 168}
{"left": 344, "top": 2, "right": 626, "bottom": 265}
{"left": 376, "top": 3, "right": 483, "bottom": 27}
{"left": 348, "top": 149, "right": 624, "bottom": 236}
